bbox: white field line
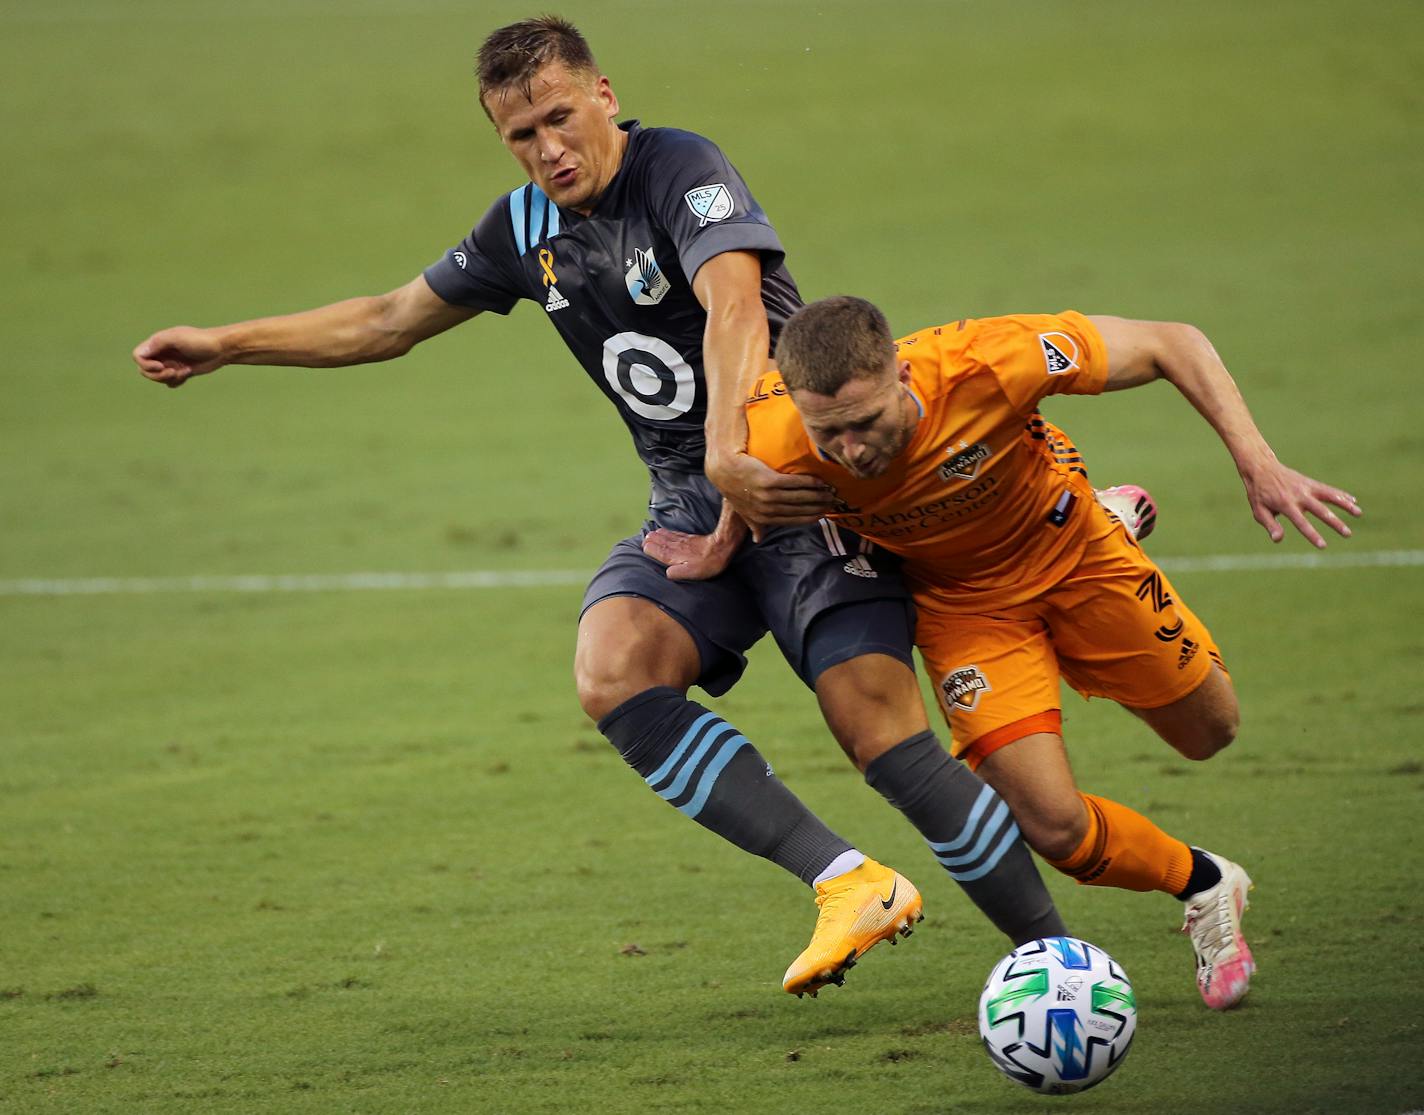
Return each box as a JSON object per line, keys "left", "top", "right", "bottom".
{"left": 0, "top": 550, "right": 1420, "bottom": 598}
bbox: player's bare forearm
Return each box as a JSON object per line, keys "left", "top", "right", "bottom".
{"left": 692, "top": 251, "right": 834, "bottom": 534}
{"left": 133, "top": 276, "right": 475, "bottom": 387}
{"left": 1093, "top": 315, "right": 1361, "bottom": 546}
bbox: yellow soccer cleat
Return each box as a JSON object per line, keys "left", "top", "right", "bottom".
{"left": 783, "top": 858, "right": 923, "bottom": 997}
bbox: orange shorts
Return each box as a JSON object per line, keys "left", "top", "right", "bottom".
{"left": 916, "top": 524, "right": 1224, "bottom": 769}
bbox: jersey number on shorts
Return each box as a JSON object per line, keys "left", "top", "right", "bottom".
{"left": 602, "top": 332, "right": 696, "bottom": 420}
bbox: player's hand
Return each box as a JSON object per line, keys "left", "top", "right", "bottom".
{"left": 133, "top": 327, "right": 227, "bottom": 388}
{"left": 1241, "top": 459, "right": 1361, "bottom": 548}
{"left": 643, "top": 519, "right": 747, "bottom": 581}
{"left": 705, "top": 451, "right": 835, "bottom": 541}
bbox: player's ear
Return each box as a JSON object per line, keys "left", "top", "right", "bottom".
{"left": 595, "top": 75, "right": 619, "bottom": 118}
{"left": 897, "top": 359, "right": 913, "bottom": 386}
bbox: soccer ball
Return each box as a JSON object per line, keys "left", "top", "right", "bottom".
{"left": 978, "top": 936, "right": 1136, "bottom": 1095}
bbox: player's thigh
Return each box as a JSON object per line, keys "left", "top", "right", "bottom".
{"left": 975, "top": 731, "right": 1088, "bottom": 860}
{"left": 1049, "top": 527, "right": 1227, "bottom": 720}
{"left": 738, "top": 520, "right": 912, "bottom": 687}
{"left": 576, "top": 536, "right": 766, "bottom": 719}
{"left": 915, "top": 604, "right": 1064, "bottom": 770}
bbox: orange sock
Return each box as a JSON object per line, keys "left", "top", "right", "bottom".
{"left": 1045, "top": 792, "right": 1193, "bottom": 895}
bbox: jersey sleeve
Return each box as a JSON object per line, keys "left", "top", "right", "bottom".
{"left": 970, "top": 311, "right": 1109, "bottom": 414}
{"left": 422, "top": 197, "right": 524, "bottom": 315}
{"left": 643, "top": 129, "right": 786, "bottom": 285}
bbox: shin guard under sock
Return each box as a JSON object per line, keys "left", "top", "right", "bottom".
{"left": 598, "top": 687, "right": 854, "bottom": 886}
{"left": 865, "top": 731, "right": 1067, "bottom": 945}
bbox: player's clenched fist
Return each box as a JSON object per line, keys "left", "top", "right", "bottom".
{"left": 133, "top": 327, "right": 226, "bottom": 387}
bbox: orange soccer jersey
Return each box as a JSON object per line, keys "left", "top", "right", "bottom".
{"left": 747, "top": 311, "right": 1222, "bottom": 761}
{"left": 747, "top": 311, "right": 1111, "bottom": 614}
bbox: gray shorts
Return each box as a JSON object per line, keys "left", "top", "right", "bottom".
{"left": 581, "top": 520, "right": 914, "bottom": 696}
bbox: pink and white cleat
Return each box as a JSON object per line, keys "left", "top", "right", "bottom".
{"left": 1182, "top": 851, "right": 1255, "bottom": 1010}
{"left": 1096, "top": 484, "right": 1158, "bottom": 542}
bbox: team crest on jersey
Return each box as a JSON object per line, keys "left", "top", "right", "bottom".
{"left": 453, "top": 250, "right": 468, "bottom": 270}
{"left": 1040, "top": 331, "right": 1079, "bottom": 375}
{"left": 684, "top": 183, "right": 734, "bottom": 226}
{"left": 625, "top": 247, "right": 671, "bottom": 306}
{"left": 939, "top": 441, "right": 992, "bottom": 482}
{"left": 941, "top": 666, "right": 991, "bottom": 712}
{"left": 538, "top": 247, "right": 569, "bottom": 312}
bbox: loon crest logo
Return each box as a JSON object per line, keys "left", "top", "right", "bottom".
{"left": 941, "top": 666, "right": 991, "bottom": 712}
{"left": 1040, "top": 331, "right": 1080, "bottom": 375}
{"left": 684, "top": 183, "right": 734, "bottom": 226}
{"left": 939, "top": 441, "right": 991, "bottom": 482}
{"left": 625, "top": 247, "right": 671, "bottom": 306}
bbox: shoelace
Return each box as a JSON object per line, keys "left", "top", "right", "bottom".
{"left": 1184, "top": 890, "right": 1236, "bottom": 963}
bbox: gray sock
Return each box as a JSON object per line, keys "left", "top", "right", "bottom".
{"left": 865, "top": 731, "right": 1067, "bottom": 945}
{"left": 599, "top": 686, "right": 854, "bottom": 886}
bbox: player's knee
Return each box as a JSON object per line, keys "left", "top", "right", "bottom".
{"left": 574, "top": 630, "right": 700, "bottom": 724}
{"left": 1179, "top": 689, "right": 1240, "bottom": 760}
{"left": 1021, "top": 803, "right": 1089, "bottom": 862}
{"left": 1183, "top": 705, "right": 1239, "bottom": 760}
{"left": 574, "top": 669, "right": 629, "bottom": 724}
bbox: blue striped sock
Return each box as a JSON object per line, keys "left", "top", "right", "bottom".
{"left": 865, "top": 731, "right": 1067, "bottom": 944}
{"left": 599, "top": 687, "right": 854, "bottom": 886}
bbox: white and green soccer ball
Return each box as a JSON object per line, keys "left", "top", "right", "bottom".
{"left": 978, "top": 936, "right": 1136, "bottom": 1095}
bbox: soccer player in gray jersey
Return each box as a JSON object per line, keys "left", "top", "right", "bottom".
{"left": 133, "top": 16, "right": 1065, "bottom": 996}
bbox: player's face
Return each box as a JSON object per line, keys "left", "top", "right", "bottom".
{"left": 792, "top": 361, "right": 918, "bottom": 479}
{"left": 484, "top": 62, "right": 626, "bottom": 214}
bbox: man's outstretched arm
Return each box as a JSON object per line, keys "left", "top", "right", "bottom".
{"left": 1090, "top": 315, "right": 1361, "bottom": 548}
{"left": 133, "top": 276, "right": 477, "bottom": 387}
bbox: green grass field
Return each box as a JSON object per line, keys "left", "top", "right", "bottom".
{"left": 3, "top": 1, "right": 1422, "bottom": 1112}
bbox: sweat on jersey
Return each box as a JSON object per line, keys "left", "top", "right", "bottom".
{"left": 745, "top": 312, "right": 1112, "bottom": 613}
{"left": 423, "top": 121, "right": 802, "bottom": 483}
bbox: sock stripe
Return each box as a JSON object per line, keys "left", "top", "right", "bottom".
{"left": 647, "top": 721, "right": 737, "bottom": 802}
{"left": 926, "top": 784, "right": 997, "bottom": 855}
{"left": 947, "top": 822, "right": 1022, "bottom": 883}
{"left": 644, "top": 712, "right": 720, "bottom": 787}
{"left": 677, "top": 735, "right": 750, "bottom": 819}
{"left": 930, "top": 800, "right": 1011, "bottom": 867}
{"left": 924, "top": 785, "right": 1022, "bottom": 882}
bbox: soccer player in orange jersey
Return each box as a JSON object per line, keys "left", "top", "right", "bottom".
{"left": 650, "top": 296, "right": 1360, "bottom": 1009}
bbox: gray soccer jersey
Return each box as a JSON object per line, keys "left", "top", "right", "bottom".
{"left": 424, "top": 121, "right": 803, "bottom": 487}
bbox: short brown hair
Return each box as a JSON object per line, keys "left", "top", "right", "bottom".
{"left": 476, "top": 16, "right": 599, "bottom": 118}
{"left": 774, "top": 296, "right": 896, "bottom": 395}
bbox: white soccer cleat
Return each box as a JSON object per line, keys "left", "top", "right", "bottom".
{"left": 1181, "top": 850, "right": 1255, "bottom": 1010}
{"left": 1096, "top": 484, "right": 1158, "bottom": 541}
